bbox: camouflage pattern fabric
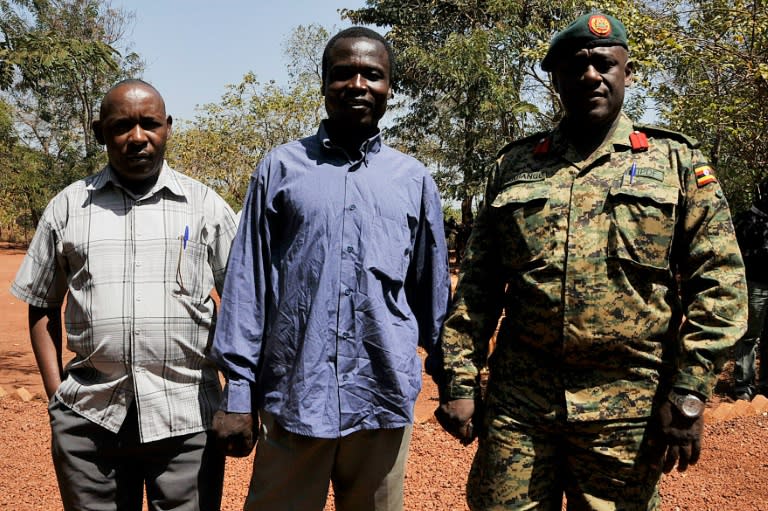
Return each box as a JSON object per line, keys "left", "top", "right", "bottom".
{"left": 468, "top": 388, "right": 662, "bottom": 510}
{"left": 439, "top": 112, "right": 747, "bottom": 509}
{"left": 440, "top": 112, "right": 746, "bottom": 420}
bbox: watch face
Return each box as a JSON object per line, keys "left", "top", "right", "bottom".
{"left": 681, "top": 395, "right": 704, "bottom": 417}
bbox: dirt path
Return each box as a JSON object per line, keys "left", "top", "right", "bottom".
{"left": 0, "top": 247, "right": 766, "bottom": 510}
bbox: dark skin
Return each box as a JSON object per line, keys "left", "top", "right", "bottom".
{"left": 91, "top": 82, "right": 173, "bottom": 196}
{"left": 437, "top": 44, "right": 703, "bottom": 474}
{"left": 29, "top": 305, "right": 64, "bottom": 400}
{"left": 212, "top": 35, "right": 394, "bottom": 458}
{"left": 552, "top": 45, "right": 633, "bottom": 156}
{"left": 322, "top": 36, "right": 392, "bottom": 159}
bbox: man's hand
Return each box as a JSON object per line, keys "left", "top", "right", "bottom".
{"left": 212, "top": 410, "right": 256, "bottom": 457}
{"left": 434, "top": 398, "right": 478, "bottom": 446}
{"left": 652, "top": 400, "right": 704, "bottom": 473}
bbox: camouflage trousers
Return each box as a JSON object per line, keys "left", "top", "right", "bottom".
{"left": 467, "top": 392, "right": 663, "bottom": 511}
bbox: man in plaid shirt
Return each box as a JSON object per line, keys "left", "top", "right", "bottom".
{"left": 11, "top": 79, "right": 238, "bottom": 511}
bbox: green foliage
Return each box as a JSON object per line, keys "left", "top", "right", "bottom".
{"left": 650, "top": 0, "right": 768, "bottom": 214}
{"left": 282, "top": 23, "right": 330, "bottom": 83}
{"left": 168, "top": 25, "right": 329, "bottom": 209}
{"left": 0, "top": 0, "right": 141, "bottom": 239}
{"left": 342, "top": 1, "right": 597, "bottom": 222}
{"left": 168, "top": 73, "right": 323, "bottom": 207}
{"left": 343, "top": 0, "right": 764, "bottom": 219}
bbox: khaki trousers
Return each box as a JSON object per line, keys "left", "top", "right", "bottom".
{"left": 244, "top": 411, "right": 412, "bottom": 511}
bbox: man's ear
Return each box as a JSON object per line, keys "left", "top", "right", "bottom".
{"left": 92, "top": 119, "right": 105, "bottom": 145}
{"left": 166, "top": 115, "right": 173, "bottom": 138}
{"left": 625, "top": 59, "right": 635, "bottom": 87}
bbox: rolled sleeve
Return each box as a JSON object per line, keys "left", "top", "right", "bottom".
{"left": 11, "top": 214, "right": 68, "bottom": 308}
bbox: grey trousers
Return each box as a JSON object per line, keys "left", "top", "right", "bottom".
{"left": 244, "top": 411, "right": 413, "bottom": 511}
{"left": 48, "top": 398, "right": 224, "bottom": 511}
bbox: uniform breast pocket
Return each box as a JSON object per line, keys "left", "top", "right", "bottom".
{"left": 490, "top": 181, "right": 553, "bottom": 267}
{"left": 606, "top": 183, "right": 679, "bottom": 270}
{"left": 174, "top": 239, "right": 207, "bottom": 299}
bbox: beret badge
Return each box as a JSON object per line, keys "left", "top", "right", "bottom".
{"left": 588, "top": 15, "right": 612, "bottom": 37}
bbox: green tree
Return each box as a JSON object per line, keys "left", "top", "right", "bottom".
{"left": 0, "top": 0, "right": 142, "bottom": 235}
{"left": 168, "top": 25, "right": 328, "bottom": 207}
{"left": 649, "top": 0, "right": 768, "bottom": 215}
{"left": 344, "top": 0, "right": 562, "bottom": 224}
{"left": 341, "top": 1, "right": 714, "bottom": 223}
{"left": 169, "top": 74, "right": 324, "bottom": 207}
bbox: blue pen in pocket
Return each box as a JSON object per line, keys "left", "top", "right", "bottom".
{"left": 629, "top": 162, "right": 637, "bottom": 185}
{"left": 177, "top": 226, "right": 189, "bottom": 292}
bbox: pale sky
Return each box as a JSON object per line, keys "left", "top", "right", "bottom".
{"left": 113, "top": 0, "right": 369, "bottom": 121}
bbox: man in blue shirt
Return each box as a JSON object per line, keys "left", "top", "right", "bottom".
{"left": 210, "top": 27, "right": 451, "bottom": 511}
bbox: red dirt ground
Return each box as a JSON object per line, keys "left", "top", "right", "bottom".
{"left": 1, "top": 245, "right": 766, "bottom": 510}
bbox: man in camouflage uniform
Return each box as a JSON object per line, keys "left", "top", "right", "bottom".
{"left": 434, "top": 12, "right": 747, "bottom": 511}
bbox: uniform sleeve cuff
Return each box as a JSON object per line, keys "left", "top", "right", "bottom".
{"left": 672, "top": 373, "right": 713, "bottom": 400}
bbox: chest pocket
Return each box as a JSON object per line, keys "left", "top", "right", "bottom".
{"left": 174, "top": 239, "right": 208, "bottom": 300}
{"left": 365, "top": 214, "right": 410, "bottom": 284}
{"left": 606, "top": 182, "right": 679, "bottom": 270}
{"left": 490, "top": 181, "right": 554, "bottom": 268}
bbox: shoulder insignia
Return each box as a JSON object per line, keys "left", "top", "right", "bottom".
{"left": 496, "top": 131, "right": 550, "bottom": 158}
{"left": 533, "top": 137, "right": 551, "bottom": 156}
{"left": 633, "top": 123, "right": 700, "bottom": 148}
{"left": 629, "top": 130, "right": 649, "bottom": 152}
{"left": 694, "top": 163, "right": 717, "bottom": 188}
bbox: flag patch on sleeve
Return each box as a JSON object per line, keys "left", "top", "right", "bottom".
{"left": 694, "top": 164, "right": 717, "bottom": 187}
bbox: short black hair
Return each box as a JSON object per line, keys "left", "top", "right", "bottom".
{"left": 321, "top": 27, "right": 395, "bottom": 85}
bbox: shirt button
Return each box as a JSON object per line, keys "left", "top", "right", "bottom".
{"left": 341, "top": 332, "right": 350, "bottom": 340}
{"left": 344, "top": 288, "right": 352, "bottom": 296}
{"left": 346, "top": 246, "right": 354, "bottom": 253}
{"left": 349, "top": 204, "right": 357, "bottom": 211}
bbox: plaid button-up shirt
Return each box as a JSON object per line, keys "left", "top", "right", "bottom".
{"left": 11, "top": 163, "right": 238, "bottom": 442}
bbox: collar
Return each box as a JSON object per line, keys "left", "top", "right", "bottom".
{"left": 87, "top": 161, "right": 186, "bottom": 199}
{"left": 549, "top": 112, "right": 635, "bottom": 166}
{"left": 317, "top": 120, "right": 383, "bottom": 161}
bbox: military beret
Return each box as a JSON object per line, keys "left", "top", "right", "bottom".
{"left": 541, "top": 12, "right": 628, "bottom": 71}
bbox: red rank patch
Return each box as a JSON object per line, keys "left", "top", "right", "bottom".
{"left": 629, "top": 131, "right": 649, "bottom": 152}
{"left": 533, "top": 137, "right": 550, "bottom": 156}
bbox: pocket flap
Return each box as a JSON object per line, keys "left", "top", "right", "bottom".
{"left": 609, "top": 183, "right": 679, "bottom": 206}
{"left": 492, "top": 181, "right": 550, "bottom": 208}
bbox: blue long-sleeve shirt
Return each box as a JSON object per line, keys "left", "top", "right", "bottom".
{"left": 211, "top": 122, "right": 451, "bottom": 438}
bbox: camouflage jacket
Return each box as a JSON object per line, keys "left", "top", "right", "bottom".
{"left": 440, "top": 112, "right": 747, "bottom": 421}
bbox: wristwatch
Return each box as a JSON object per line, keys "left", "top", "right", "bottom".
{"left": 668, "top": 389, "right": 705, "bottom": 418}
